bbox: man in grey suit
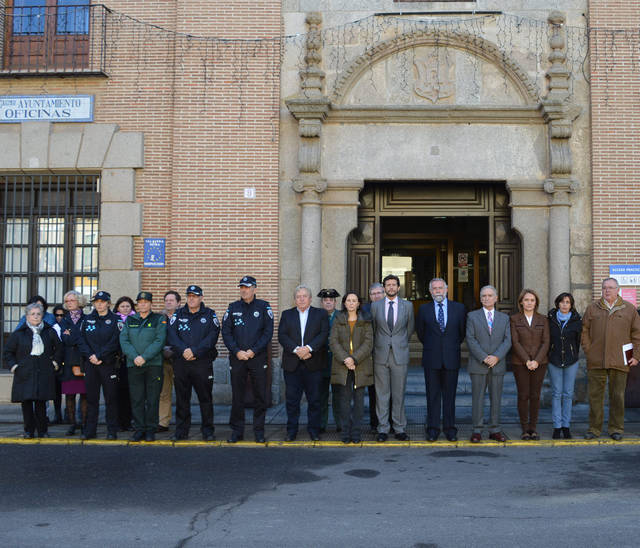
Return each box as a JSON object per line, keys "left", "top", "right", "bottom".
{"left": 371, "top": 274, "right": 415, "bottom": 442}
{"left": 465, "top": 284, "right": 512, "bottom": 443}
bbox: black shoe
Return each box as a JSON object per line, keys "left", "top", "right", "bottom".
{"left": 341, "top": 437, "right": 351, "bottom": 444}
{"left": 171, "top": 434, "right": 188, "bottom": 442}
{"left": 611, "top": 432, "right": 623, "bottom": 441}
{"left": 309, "top": 432, "right": 320, "bottom": 442}
{"left": 202, "top": 433, "right": 216, "bottom": 442}
{"left": 107, "top": 432, "right": 117, "bottom": 441}
{"left": 38, "top": 432, "right": 50, "bottom": 438}
{"left": 445, "top": 433, "right": 458, "bottom": 442}
{"left": 584, "top": 432, "right": 597, "bottom": 440}
{"left": 66, "top": 424, "right": 76, "bottom": 436}
{"left": 552, "top": 428, "right": 562, "bottom": 439}
{"left": 395, "top": 432, "right": 410, "bottom": 441}
{"left": 352, "top": 437, "right": 362, "bottom": 444}
{"left": 254, "top": 433, "right": 266, "bottom": 443}
{"left": 131, "top": 431, "right": 145, "bottom": 442}
{"left": 227, "top": 432, "right": 244, "bottom": 443}
{"left": 285, "top": 433, "right": 297, "bottom": 442}
{"left": 426, "top": 431, "right": 439, "bottom": 442}
{"left": 145, "top": 432, "right": 155, "bottom": 442}
{"left": 156, "top": 425, "right": 169, "bottom": 433}
{"left": 80, "top": 434, "right": 96, "bottom": 440}
{"left": 23, "top": 432, "right": 34, "bottom": 439}
{"left": 376, "top": 433, "right": 388, "bottom": 442}
{"left": 562, "top": 427, "right": 572, "bottom": 439}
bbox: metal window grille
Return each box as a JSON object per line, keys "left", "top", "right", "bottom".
{"left": 0, "top": 173, "right": 100, "bottom": 359}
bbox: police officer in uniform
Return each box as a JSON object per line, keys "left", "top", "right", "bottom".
{"left": 167, "top": 285, "right": 220, "bottom": 441}
{"left": 222, "top": 276, "right": 274, "bottom": 443}
{"left": 78, "top": 291, "right": 121, "bottom": 440}
{"left": 119, "top": 292, "right": 167, "bottom": 442}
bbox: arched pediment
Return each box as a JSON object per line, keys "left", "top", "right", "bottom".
{"left": 331, "top": 29, "right": 540, "bottom": 107}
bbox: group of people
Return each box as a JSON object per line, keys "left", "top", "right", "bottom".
{"left": 4, "top": 273, "right": 640, "bottom": 443}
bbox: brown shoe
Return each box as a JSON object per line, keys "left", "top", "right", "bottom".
{"left": 470, "top": 433, "right": 482, "bottom": 443}
{"left": 490, "top": 432, "right": 507, "bottom": 442}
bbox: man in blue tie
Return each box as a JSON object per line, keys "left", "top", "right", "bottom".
{"left": 416, "top": 278, "right": 466, "bottom": 442}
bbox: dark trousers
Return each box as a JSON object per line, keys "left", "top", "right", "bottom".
{"left": 22, "top": 400, "right": 47, "bottom": 435}
{"left": 340, "top": 371, "right": 364, "bottom": 440}
{"left": 117, "top": 362, "right": 133, "bottom": 429}
{"left": 128, "top": 365, "right": 163, "bottom": 434}
{"left": 174, "top": 361, "right": 214, "bottom": 437}
{"left": 84, "top": 362, "right": 119, "bottom": 437}
{"left": 284, "top": 365, "right": 322, "bottom": 437}
{"left": 368, "top": 385, "right": 378, "bottom": 428}
{"left": 512, "top": 363, "right": 548, "bottom": 432}
{"left": 230, "top": 359, "right": 267, "bottom": 435}
{"left": 319, "top": 376, "right": 343, "bottom": 430}
{"left": 424, "top": 367, "right": 459, "bottom": 436}
{"left": 53, "top": 377, "right": 63, "bottom": 420}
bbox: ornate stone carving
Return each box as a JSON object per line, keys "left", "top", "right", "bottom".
{"left": 332, "top": 29, "right": 539, "bottom": 105}
{"left": 413, "top": 54, "right": 455, "bottom": 103}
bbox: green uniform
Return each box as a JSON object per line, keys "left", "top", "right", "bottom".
{"left": 119, "top": 312, "right": 167, "bottom": 434}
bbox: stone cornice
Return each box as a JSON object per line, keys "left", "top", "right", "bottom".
{"left": 326, "top": 104, "right": 545, "bottom": 125}
{"left": 285, "top": 97, "right": 331, "bottom": 121}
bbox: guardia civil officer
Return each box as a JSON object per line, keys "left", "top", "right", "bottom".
{"left": 167, "top": 285, "right": 220, "bottom": 441}
{"left": 78, "top": 291, "right": 121, "bottom": 440}
{"left": 119, "top": 292, "right": 167, "bottom": 442}
{"left": 222, "top": 276, "right": 274, "bottom": 443}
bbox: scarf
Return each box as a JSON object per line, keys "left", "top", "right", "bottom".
{"left": 556, "top": 310, "right": 571, "bottom": 326}
{"left": 70, "top": 309, "right": 82, "bottom": 324}
{"left": 28, "top": 322, "right": 45, "bottom": 356}
{"left": 116, "top": 310, "right": 135, "bottom": 323}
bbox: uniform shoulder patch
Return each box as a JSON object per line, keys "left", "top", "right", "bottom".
{"left": 267, "top": 308, "right": 273, "bottom": 319}
{"left": 213, "top": 316, "right": 220, "bottom": 327}
{"left": 223, "top": 310, "right": 229, "bottom": 322}
{"left": 170, "top": 315, "right": 176, "bottom": 325}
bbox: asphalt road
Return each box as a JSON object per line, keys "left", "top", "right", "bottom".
{"left": 1, "top": 444, "right": 640, "bottom": 547}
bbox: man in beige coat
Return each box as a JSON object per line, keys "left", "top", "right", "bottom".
{"left": 582, "top": 277, "right": 640, "bottom": 440}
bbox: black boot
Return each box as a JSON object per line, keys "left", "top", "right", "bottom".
{"left": 552, "top": 428, "right": 562, "bottom": 439}
{"left": 562, "top": 427, "right": 572, "bottom": 439}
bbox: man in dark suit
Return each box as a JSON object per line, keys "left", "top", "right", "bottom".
{"left": 416, "top": 278, "right": 466, "bottom": 442}
{"left": 278, "top": 284, "right": 330, "bottom": 441}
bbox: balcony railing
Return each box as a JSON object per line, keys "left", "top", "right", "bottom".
{"left": 1, "top": 3, "right": 109, "bottom": 76}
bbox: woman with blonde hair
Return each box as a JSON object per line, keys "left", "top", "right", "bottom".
{"left": 510, "top": 288, "right": 550, "bottom": 440}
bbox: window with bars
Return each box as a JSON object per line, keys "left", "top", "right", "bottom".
{"left": 1, "top": 174, "right": 100, "bottom": 347}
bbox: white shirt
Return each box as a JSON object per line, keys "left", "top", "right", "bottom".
{"left": 385, "top": 297, "right": 398, "bottom": 325}
{"left": 525, "top": 314, "right": 533, "bottom": 326}
{"left": 295, "top": 307, "right": 312, "bottom": 353}
{"left": 483, "top": 307, "right": 495, "bottom": 325}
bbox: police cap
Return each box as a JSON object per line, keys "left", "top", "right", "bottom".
{"left": 91, "top": 290, "right": 111, "bottom": 302}
{"left": 238, "top": 276, "right": 257, "bottom": 287}
{"left": 317, "top": 288, "right": 340, "bottom": 299}
{"left": 186, "top": 285, "right": 203, "bottom": 296}
{"left": 136, "top": 291, "right": 153, "bottom": 302}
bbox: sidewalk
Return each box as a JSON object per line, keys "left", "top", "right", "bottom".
{"left": 2, "top": 368, "right": 640, "bottom": 445}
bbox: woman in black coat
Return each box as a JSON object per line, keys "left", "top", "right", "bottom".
{"left": 547, "top": 292, "right": 582, "bottom": 440}
{"left": 4, "top": 303, "right": 62, "bottom": 438}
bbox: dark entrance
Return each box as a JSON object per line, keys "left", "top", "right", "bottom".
{"left": 348, "top": 182, "right": 521, "bottom": 314}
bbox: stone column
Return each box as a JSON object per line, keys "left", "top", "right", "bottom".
{"left": 285, "top": 12, "right": 330, "bottom": 295}
{"left": 542, "top": 11, "right": 579, "bottom": 304}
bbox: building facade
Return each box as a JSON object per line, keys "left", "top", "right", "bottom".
{"left": 0, "top": 1, "right": 281, "bottom": 402}
{"left": 281, "top": 1, "right": 592, "bottom": 316}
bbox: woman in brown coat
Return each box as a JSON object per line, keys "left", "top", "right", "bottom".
{"left": 329, "top": 291, "right": 373, "bottom": 444}
{"left": 510, "top": 288, "right": 550, "bottom": 440}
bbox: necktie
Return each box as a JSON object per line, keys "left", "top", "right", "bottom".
{"left": 387, "top": 301, "right": 394, "bottom": 333}
{"left": 437, "top": 303, "right": 445, "bottom": 333}
{"left": 487, "top": 310, "right": 493, "bottom": 334}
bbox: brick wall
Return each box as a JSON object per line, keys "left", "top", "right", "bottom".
{"left": 0, "top": 1, "right": 282, "bottom": 355}
{"left": 589, "top": 1, "right": 640, "bottom": 300}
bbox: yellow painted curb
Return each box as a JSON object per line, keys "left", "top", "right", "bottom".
{"left": 0, "top": 436, "right": 639, "bottom": 448}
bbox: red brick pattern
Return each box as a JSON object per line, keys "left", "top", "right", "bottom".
{"left": 0, "top": 1, "right": 281, "bottom": 355}
{"left": 589, "top": 1, "right": 640, "bottom": 296}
